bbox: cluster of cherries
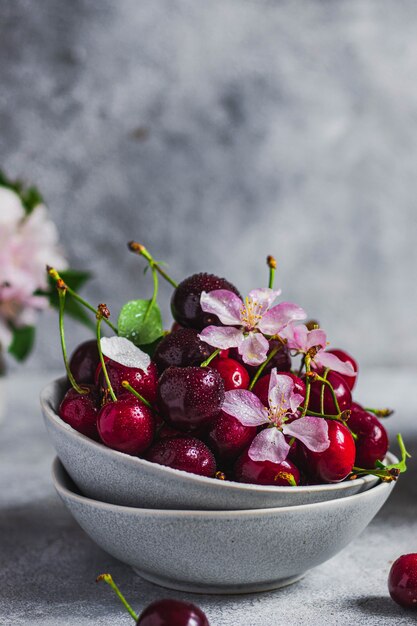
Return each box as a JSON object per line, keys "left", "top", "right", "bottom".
{"left": 58, "top": 267, "right": 394, "bottom": 487}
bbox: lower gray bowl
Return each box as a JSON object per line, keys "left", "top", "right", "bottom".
{"left": 42, "top": 378, "right": 383, "bottom": 511}
{"left": 52, "top": 458, "right": 396, "bottom": 595}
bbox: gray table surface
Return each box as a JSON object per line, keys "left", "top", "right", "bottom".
{"left": 0, "top": 368, "right": 416, "bottom": 626}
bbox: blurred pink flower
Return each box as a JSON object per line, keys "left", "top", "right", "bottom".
{"left": 198, "top": 288, "right": 306, "bottom": 366}
{"left": 0, "top": 187, "right": 67, "bottom": 349}
{"left": 222, "top": 368, "right": 329, "bottom": 464}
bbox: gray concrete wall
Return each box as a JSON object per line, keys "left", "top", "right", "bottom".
{"left": 1, "top": 0, "right": 416, "bottom": 370}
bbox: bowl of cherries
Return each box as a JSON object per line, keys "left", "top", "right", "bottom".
{"left": 41, "top": 244, "right": 409, "bottom": 592}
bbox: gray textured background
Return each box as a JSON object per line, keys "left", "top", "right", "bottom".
{"left": 1, "top": 0, "right": 417, "bottom": 370}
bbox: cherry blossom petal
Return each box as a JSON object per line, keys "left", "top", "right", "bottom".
{"left": 248, "top": 428, "right": 290, "bottom": 464}
{"left": 268, "top": 370, "right": 295, "bottom": 412}
{"left": 101, "top": 336, "right": 151, "bottom": 371}
{"left": 290, "top": 392, "right": 305, "bottom": 414}
{"left": 198, "top": 326, "right": 243, "bottom": 350}
{"left": 222, "top": 389, "right": 268, "bottom": 426}
{"left": 258, "top": 302, "right": 306, "bottom": 336}
{"left": 280, "top": 323, "right": 307, "bottom": 350}
{"left": 305, "top": 328, "right": 327, "bottom": 351}
{"left": 314, "top": 351, "right": 356, "bottom": 377}
{"left": 200, "top": 290, "right": 243, "bottom": 325}
{"left": 283, "top": 416, "right": 329, "bottom": 452}
{"left": 238, "top": 331, "right": 269, "bottom": 366}
{"left": 0, "top": 188, "right": 25, "bottom": 226}
{"left": 247, "top": 288, "right": 281, "bottom": 316}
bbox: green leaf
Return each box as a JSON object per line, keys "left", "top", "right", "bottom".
{"left": 39, "top": 268, "right": 94, "bottom": 330}
{"left": 0, "top": 170, "right": 43, "bottom": 214}
{"left": 8, "top": 325, "right": 36, "bottom": 361}
{"left": 118, "top": 299, "right": 163, "bottom": 346}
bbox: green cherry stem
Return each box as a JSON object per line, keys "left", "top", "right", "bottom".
{"left": 96, "top": 574, "right": 138, "bottom": 622}
{"left": 267, "top": 255, "right": 277, "bottom": 289}
{"left": 48, "top": 267, "right": 118, "bottom": 334}
{"left": 200, "top": 348, "right": 221, "bottom": 367}
{"left": 314, "top": 372, "right": 341, "bottom": 415}
{"left": 143, "top": 263, "right": 159, "bottom": 323}
{"left": 96, "top": 305, "right": 117, "bottom": 402}
{"left": 363, "top": 406, "right": 394, "bottom": 418}
{"left": 249, "top": 343, "right": 283, "bottom": 391}
{"left": 320, "top": 368, "right": 330, "bottom": 415}
{"left": 128, "top": 241, "right": 178, "bottom": 288}
{"left": 58, "top": 287, "right": 88, "bottom": 395}
{"left": 121, "top": 380, "right": 152, "bottom": 409}
{"left": 301, "top": 355, "right": 312, "bottom": 417}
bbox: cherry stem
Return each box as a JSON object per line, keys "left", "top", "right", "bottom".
{"left": 249, "top": 343, "right": 282, "bottom": 391}
{"left": 48, "top": 267, "right": 118, "bottom": 334}
{"left": 363, "top": 406, "right": 394, "bottom": 418}
{"left": 143, "top": 263, "right": 159, "bottom": 323}
{"left": 121, "top": 381, "right": 152, "bottom": 409}
{"left": 96, "top": 574, "right": 138, "bottom": 622}
{"left": 320, "top": 368, "right": 329, "bottom": 415}
{"left": 128, "top": 242, "right": 178, "bottom": 288}
{"left": 267, "top": 255, "right": 277, "bottom": 289}
{"left": 96, "top": 311, "right": 117, "bottom": 402}
{"left": 314, "top": 372, "right": 341, "bottom": 415}
{"left": 301, "top": 355, "right": 312, "bottom": 417}
{"left": 58, "top": 289, "right": 88, "bottom": 395}
{"left": 200, "top": 348, "right": 221, "bottom": 367}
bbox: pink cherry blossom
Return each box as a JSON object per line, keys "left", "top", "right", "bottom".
{"left": 198, "top": 288, "right": 306, "bottom": 366}
{"left": 0, "top": 188, "right": 67, "bottom": 349}
{"left": 282, "top": 324, "right": 356, "bottom": 377}
{"left": 222, "top": 368, "right": 329, "bottom": 464}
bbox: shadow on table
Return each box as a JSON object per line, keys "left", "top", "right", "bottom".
{"left": 346, "top": 596, "right": 412, "bottom": 620}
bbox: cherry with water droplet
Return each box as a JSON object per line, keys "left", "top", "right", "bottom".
{"left": 59, "top": 385, "right": 100, "bottom": 440}
{"left": 97, "top": 395, "right": 155, "bottom": 455}
{"left": 234, "top": 450, "right": 300, "bottom": 486}
{"left": 146, "top": 436, "right": 216, "bottom": 477}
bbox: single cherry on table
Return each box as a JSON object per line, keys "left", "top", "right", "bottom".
{"left": 388, "top": 553, "right": 417, "bottom": 609}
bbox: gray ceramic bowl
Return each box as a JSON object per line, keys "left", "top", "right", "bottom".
{"left": 42, "top": 378, "right": 382, "bottom": 511}
{"left": 53, "top": 458, "right": 396, "bottom": 594}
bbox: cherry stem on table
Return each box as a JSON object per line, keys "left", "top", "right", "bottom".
{"left": 96, "top": 574, "right": 138, "bottom": 622}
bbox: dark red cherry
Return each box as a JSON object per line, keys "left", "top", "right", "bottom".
{"left": 231, "top": 340, "right": 291, "bottom": 377}
{"left": 348, "top": 403, "right": 389, "bottom": 468}
{"left": 99, "top": 360, "right": 158, "bottom": 403}
{"left": 300, "top": 420, "right": 355, "bottom": 483}
{"left": 157, "top": 366, "right": 225, "bottom": 431}
{"left": 171, "top": 273, "right": 241, "bottom": 330}
{"left": 388, "top": 554, "right": 417, "bottom": 610}
{"left": 153, "top": 328, "right": 212, "bottom": 374}
{"left": 308, "top": 371, "right": 352, "bottom": 414}
{"left": 69, "top": 340, "right": 100, "bottom": 385}
{"left": 326, "top": 348, "right": 358, "bottom": 390}
{"left": 211, "top": 357, "right": 250, "bottom": 391}
{"left": 206, "top": 410, "right": 257, "bottom": 463}
{"left": 253, "top": 372, "right": 306, "bottom": 407}
{"left": 138, "top": 598, "right": 210, "bottom": 625}
{"left": 97, "top": 395, "right": 155, "bottom": 455}
{"left": 234, "top": 450, "right": 300, "bottom": 486}
{"left": 146, "top": 436, "right": 216, "bottom": 477}
{"left": 59, "top": 385, "right": 100, "bottom": 440}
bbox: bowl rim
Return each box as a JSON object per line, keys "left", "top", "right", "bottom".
{"left": 52, "top": 456, "right": 396, "bottom": 517}
{"left": 42, "top": 377, "right": 390, "bottom": 496}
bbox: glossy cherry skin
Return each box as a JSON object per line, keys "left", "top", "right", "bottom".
{"left": 146, "top": 436, "right": 216, "bottom": 477}
{"left": 69, "top": 340, "right": 100, "bottom": 385}
{"left": 388, "top": 554, "right": 417, "bottom": 609}
{"left": 99, "top": 360, "right": 158, "bottom": 403}
{"left": 137, "top": 598, "right": 210, "bottom": 625}
{"left": 153, "top": 328, "right": 212, "bottom": 374}
{"left": 348, "top": 403, "right": 389, "bottom": 469}
{"left": 211, "top": 357, "right": 250, "bottom": 391}
{"left": 308, "top": 371, "right": 352, "bottom": 414}
{"left": 97, "top": 395, "right": 155, "bottom": 455}
{"left": 253, "top": 373, "right": 306, "bottom": 407}
{"left": 59, "top": 385, "right": 99, "bottom": 440}
{"left": 171, "top": 272, "right": 241, "bottom": 330}
{"left": 234, "top": 450, "right": 300, "bottom": 486}
{"left": 206, "top": 410, "right": 257, "bottom": 464}
{"left": 157, "top": 366, "right": 225, "bottom": 431}
{"left": 326, "top": 348, "right": 358, "bottom": 390}
{"left": 300, "top": 420, "right": 355, "bottom": 483}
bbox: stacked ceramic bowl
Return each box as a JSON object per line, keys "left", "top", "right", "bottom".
{"left": 42, "top": 378, "right": 396, "bottom": 594}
